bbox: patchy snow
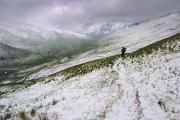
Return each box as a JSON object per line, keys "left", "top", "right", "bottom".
{"left": 0, "top": 22, "right": 90, "bottom": 51}
{"left": 27, "top": 12, "right": 180, "bottom": 80}
{"left": 99, "top": 13, "right": 180, "bottom": 53}
{"left": 1, "top": 47, "right": 180, "bottom": 119}
{"left": 0, "top": 12, "right": 180, "bottom": 120}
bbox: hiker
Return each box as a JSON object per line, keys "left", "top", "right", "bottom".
{"left": 121, "top": 47, "right": 126, "bottom": 58}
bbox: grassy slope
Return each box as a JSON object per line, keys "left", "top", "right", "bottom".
{"left": 0, "top": 33, "right": 179, "bottom": 96}
{"left": 50, "top": 33, "right": 180, "bottom": 79}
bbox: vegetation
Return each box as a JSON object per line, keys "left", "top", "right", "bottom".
{"left": 127, "top": 33, "right": 180, "bottom": 58}
{"left": 52, "top": 99, "right": 58, "bottom": 105}
{"left": 0, "top": 39, "right": 97, "bottom": 86}
{"left": 19, "top": 110, "right": 28, "bottom": 120}
{"left": 1, "top": 33, "right": 179, "bottom": 96}
{"left": 4, "top": 113, "right": 11, "bottom": 120}
{"left": 30, "top": 108, "right": 36, "bottom": 117}
{"left": 38, "top": 113, "right": 49, "bottom": 120}
{"left": 50, "top": 54, "right": 121, "bottom": 79}
{"left": 50, "top": 33, "right": 180, "bottom": 79}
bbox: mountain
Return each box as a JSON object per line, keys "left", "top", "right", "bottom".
{"left": 0, "top": 43, "right": 29, "bottom": 62}
{"left": 0, "top": 23, "right": 93, "bottom": 53}
{"left": 84, "top": 22, "right": 132, "bottom": 37}
{"left": 96, "top": 12, "right": 180, "bottom": 54}
{"left": 0, "top": 29, "right": 180, "bottom": 120}
{"left": 25, "top": 13, "right": 180, "bottom": 80}
{"left": 0, "top": 13, "right": 180, "bottom": 120}
{"left": 0, "top": 22, "right": 98, "bottom": 67}
{"left": 0, "top": 23, "right": 98, "bottom": 85}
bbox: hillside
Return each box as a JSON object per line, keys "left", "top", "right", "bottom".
{"left": 97, "top": 12, "right": 180, "bottom": 53}
{"left": 0, "top": 23, "right": 98, "bottom": 85}
{"left": 0, "top": 13, "right": 180, "bottom": 120}
{"left": 0, "top": 32, "right": 179, "bottom": 120}
{"left": 1, "top": 12, "right": 180, "bottom": 84}
{"left": 25, "top": 13, "right": 180, "bottom": 80}
{"left": 0, "top": 43, "right": 29, "bottom": 60}
{"left": 0, "top": 22, "right": 96, "bottom": 56}
{"left": 0, "top": 43, "right": 30, "bottom": 84}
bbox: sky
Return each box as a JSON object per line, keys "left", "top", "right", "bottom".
{"left": 0, "top": 0, "right": 180, "bottom": 31}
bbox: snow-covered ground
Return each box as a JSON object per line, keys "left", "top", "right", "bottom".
{"left": 99, "top": 13, "right": 180, "bottom": 53}
{"left": 0, "top": 12, "right": 180, "bottom": 120}
{"left": 0, "top": 39, "right": 180, "bottom": 120}
{"left": 26, "top": 12, "right": 180, "bottom": 80}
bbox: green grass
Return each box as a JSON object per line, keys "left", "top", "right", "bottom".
{"left": 1, "top": 33, "right": 179, "bottom": 95}
{"left": 49, "top": 54, "right": 120, "bottom": 79}
{"left": 1, "top": 40, "right": 98, "bottom": 85}
{"left": 50, "top": 33, "right": 180, "bottom": 79}
{"left": 127, "top": 33, "right": 180, "bottom": 58}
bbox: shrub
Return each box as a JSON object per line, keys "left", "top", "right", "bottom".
{"left": 30, "top": 108, "right": 36, "bottom": 117}
{"left": 19, "top": 110, "right": 28, "bottom": 120}
{"left": 4, "top": 113, "right": 11, "bottom": 119}
{"left": 38, "top": 113, "right": 49, "bottom": 120}
{"left": 52, "top": 99, "right": 58, "bottom": 105}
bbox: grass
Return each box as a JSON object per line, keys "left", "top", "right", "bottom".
{"left": 0, "top": 33, "right": 179, "bottom": 120}
{"left": 38, "top": 113, "right": 49, "bottom": 120}
{"left": 50, "top": 33, "right": 180, "bottom": 79}
{"left": 127, "top": 33, "right": 180, "bottom": 58}
{"left": 0, "top": 40, "right": 97, "bottom": 86}
{"left": 4, "top": 113, "right": 11, "bottom": 120}
{"left": 49, "top": 54, "right": 120, "bottom": 79}
{"left": 19, "top": 110, "right": 28, "bottom": 120}
{"left": 1, "top": 33, "right": 179, "bottom": 96}
{"left": 30, "top": 108, "right": 36, "bottom": 117}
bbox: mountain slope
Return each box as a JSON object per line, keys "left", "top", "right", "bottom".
{"left": 0, "top": 43, "right": 29, "bottom": 60}
{"left": 0, "top": 23, "right": 94, "bottom": 53}
{"left": 0, "top": 13, "right": 180, "bottom": 119}
{"left": 0, "top": 43, "right": 31, "bottom": 84}
{"left": 0, "top": 32, "right": 179, "bottom": 120}
{"left": 25, "top": 13, "right": 180, "bottom": 80}
{"left": 0, "top": 23, "right": 98, "bottom": 84}
{"left": 97, "top": 12, "right": 180, "bottom": 53}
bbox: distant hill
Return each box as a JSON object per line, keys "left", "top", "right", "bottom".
{"left": 0, "top": 43, "right": 29, "bottom": 61}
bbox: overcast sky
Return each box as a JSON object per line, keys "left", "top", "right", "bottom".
{"left": 0, "top": 0, "right": 180, "bottom": 31}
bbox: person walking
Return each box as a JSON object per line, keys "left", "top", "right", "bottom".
{"left": 121, "top": 47, "right": 126, "bottom": 58}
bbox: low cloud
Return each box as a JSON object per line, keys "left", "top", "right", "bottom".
{"left": 0, "top": 0, "right": 179, "bottom": 31}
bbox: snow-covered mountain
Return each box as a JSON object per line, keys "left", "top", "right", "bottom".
{"left": 97, "top": 12, "right": 180, "bottom": 53}
{"left": 0, "top": 23, "right": 88, "bottom": 40}
{"left": 84, "top": 22, "right": 132, "bottom": 37}
{"left": 0, "top": 23, "right": 91, "bottom": 51}
{"left": 0, "top": 12, "right": 180, "bottom": 120}
{"left": 0, "top": 23, "right": 97, "bottom": 85}
{"left": 0, "top": 26, "right": 180, "bottom": 120}
{"left": 0, "top": 22, "right": 98, "bottom": 70}
{"left": 25, "top": 12, "right": 180, "bottom": 80}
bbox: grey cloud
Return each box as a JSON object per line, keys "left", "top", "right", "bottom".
{"left": 0, "top": 0, "right": 180, "bottom": 31}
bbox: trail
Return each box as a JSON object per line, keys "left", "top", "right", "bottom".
{"left": 107, "top": 55, "right": 180, "bottom": 120}
{"left": 111, "top": 61, "right": 144, "bottom": 120}
{"left": 96, "top": 60, "right": 143, "bottom": 120}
